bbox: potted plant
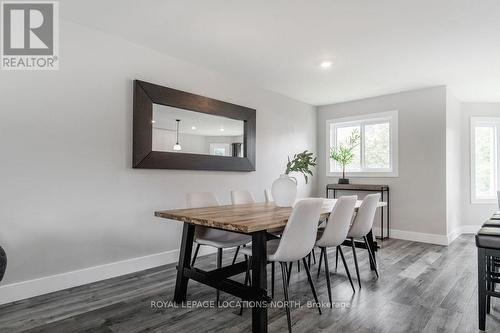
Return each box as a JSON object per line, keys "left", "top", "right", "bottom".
{"left": 330, "top": 129, "right": 360, "bottom": 184}
{"left": 272, "top": 150, "right": 317, "bottom": 207}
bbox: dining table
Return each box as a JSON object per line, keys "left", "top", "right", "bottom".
{"left": 155, "top": 198, "right": 387, "bottom": 333}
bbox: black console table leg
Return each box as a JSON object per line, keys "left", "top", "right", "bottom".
{"left": 174, "top": 223, "right": 195, "bottom": 303}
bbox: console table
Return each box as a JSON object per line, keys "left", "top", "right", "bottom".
{"left": 326, "top": 184, "right": 390, "bottom": 240}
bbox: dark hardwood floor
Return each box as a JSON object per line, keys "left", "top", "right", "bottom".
{"left": 0, "top": 235, "right": 497, "bottom": 332}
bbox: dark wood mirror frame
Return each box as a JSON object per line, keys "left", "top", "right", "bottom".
{"left": 133, "top": 80, "right": 256, "bottom": 171}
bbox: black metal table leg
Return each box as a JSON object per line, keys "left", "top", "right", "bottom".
{"left": 252, "top": 231, "right": 268, "bottom": 333}
{"left": 381, "top": 190, "right": 384, "bottom": 240}
{"left": 174, "top": 223, "right": 195, "bottom": 303}
{"left": 478, "top": 247, "right": 486, "bottom": 331}
{"left": 366, "top": 230, "right": 377, "bottom": 271}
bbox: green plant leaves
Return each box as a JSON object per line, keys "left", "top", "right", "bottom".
{"left": 285, "top": 150, "right": 317, "bottom": 184}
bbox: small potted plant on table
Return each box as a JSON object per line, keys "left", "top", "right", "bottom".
{"left": 330, "top": 129, "right": 360, "bottom": 184}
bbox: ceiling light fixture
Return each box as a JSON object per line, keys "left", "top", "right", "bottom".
{"left": 320, "top": 61, "right": 333, "bottom": 69}
{"left": 173, "top": 119, "right": 182, "bottom": 151}
{"left": 191, "top": 126, "right": 197, "bottom": 130}
{"left": 220, "top": 127, "right": 225, "bottom": 132}
{"left": 151, "top": 120, "right": 156, "bottom": 124}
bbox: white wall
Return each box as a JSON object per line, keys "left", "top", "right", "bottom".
{"left": 460, "top": 103, "right": 500, "bottom": 231}
{"left": 317, "top": 87, "right": 449, "bottom": 244}
{"left": 0, "top": 20, "right": 317, "bottom": 303}
{"left": 445, "top": 91, "right": 462, "bottom": 242}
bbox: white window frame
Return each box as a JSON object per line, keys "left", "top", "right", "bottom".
{"left": 326, "top": 111, "right": 399, "bottom": 178}
{"left": 470, "top": 116, "right": 500, "bottom": 204}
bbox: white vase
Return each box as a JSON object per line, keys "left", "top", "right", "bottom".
{"left": 271, "top": 174, "right": 297, "bottom": 207}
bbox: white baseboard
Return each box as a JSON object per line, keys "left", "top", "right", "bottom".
{"left": 0, "top": 246, "right": 217, "bottom": 306}
{"left": 373, "top": 227, "right": 449, "bottom": 245}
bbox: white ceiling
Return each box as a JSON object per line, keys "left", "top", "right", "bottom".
{"left": 62, "top": 0, "right": 500, "bottom": 105}
{"left": 153, "top": 104, "right": 244, "bottom": 136}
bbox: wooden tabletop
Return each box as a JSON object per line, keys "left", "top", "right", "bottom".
{"left": 155, "top": 199, "right": 386, "bottom": 234}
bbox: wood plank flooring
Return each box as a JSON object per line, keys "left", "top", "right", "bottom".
{"left": 0, "top": 235, "right": 497, "bottom": 332}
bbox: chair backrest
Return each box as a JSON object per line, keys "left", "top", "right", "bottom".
{"left": 187, "top": 192, "right": 220, "bottom": 208}
{"left": 264, "top": 189, "right": 273, "bottom": 203}
{"left": 231, "top": 190, "right": 255, "bottom": 205}
{"left": 186, "top": 192, "right": 223, "bottom": 240}
{"left": 271, "top": 198, "right": 323, "bottom": 262}
{"left": 316, "top": 195, "right": 357, "bottom": 248}
{"left": 348, "top": 193, "right": 381, "bottom": 238}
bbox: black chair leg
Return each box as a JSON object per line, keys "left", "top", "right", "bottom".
{"left": 191, "top": 243, "right": 200, "bottom": 267}
{"left": 239, "top": 256, "right": 252, "bottom": 316}
{"left": 216, "top": 248, "right": 222, "bottom": 305}
{"left": 232, "top": 246, "right": 240, "bottom": 265}
{"left": 338, "top": 246, "right": 355, "bottom": 293}
{"left": 280, "top": 262, "right": 293, "bottom": 333}
{"left": 335, "top": 246, "right": 339, "bottom": 271}
{"left": 271, "top": 261, "right": 275, "bottom": 299}
{"left": 478, "top": 248, "right": 487, "bottom": 331}
{"left": 364, "top": 236, "right": 379, "bottom": 278}
{"left": 317, "top": 247, "right": 324, "bottom": 279}
{"left": 297, "top": 260, "right": 301, "bottom": 272}
{"left": 302, "top": 257, "right": 322, "bottom": 315}
{"left": 351, "top": 238, "right": 361, "bottom": 289}
{"left": 323, "top": 248, "right": 333, "bottom": 307}
{"left": 487, "top": 256, "right": 492, "bottom": 314}
{"left": 312, "top": 248, "right": 317, "bottom": 264}
{"left": 308, "top": 253, "right": 312, "bottom": 269}
{"left": 287, "top": 262, "right": 293, "bottom": 286}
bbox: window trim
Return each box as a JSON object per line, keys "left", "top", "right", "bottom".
{"left": 470, "top": 116, "right": 500, "bottom": 204}
{"left": 326, "top": 111, "right": 399, "bottom": 178}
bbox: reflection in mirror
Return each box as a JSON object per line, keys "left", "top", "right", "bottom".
{"left": 152, "top": 104, "right": 245, "bottom": 157}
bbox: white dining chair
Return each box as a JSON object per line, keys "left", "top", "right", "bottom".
{"left": 187, "top": 192, "right": 251, "bottom": 304}
{"left": 264, "top": 189, "right": 273, "bottom": 203}
{"left": 347, "top": 193, "right": 381, "bottom": 288}
{"left": 240, "top": 198, "right": 324, "bottom": 333}
{"left": 231, "top": 190, "right": 256, "bottom": 205}
{"left": 315, "top": 195, "right": 357, "bottom": 305}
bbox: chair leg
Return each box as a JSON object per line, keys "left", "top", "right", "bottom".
{"left": 312, "top": 248, "right": 316, "bottom": 264}
{"left": 308, "top": 253, "right": 312, "bottom": 269}
{"left": 487, "top": 256, "right": 492, "bottom": 314}
{"left": 271, "top": 261, "right": 275, "bottom": 299}
{"left": 191, "top": 243, "right": 200, "bottom": 267}
{"left": 302, "top": 258, "right": 322, "bottom": 315}
{"left": 323, "top": 248, "right": 333, "bottom": 307}
{"left": 232, "top": 246, "right": 240, "bottom": 265}
{"left": 287, "top": 262, "right": 293, "bottom": 286}
{"left": 280, "top": 262, "right": 293, "bottom": 333}
{"left": 335, "top": 246, "right": 339, "bottom": 271}
{"left": 363, "top": 236, "right": 379, "bottom": 278}
{"left": 317, "top": 247, "right": 324, "bottom": 279}
{"left": 297, "top": 260, "right": 301, "bottom": 272}
{"left": 351, "top": 238, "right": 361, "bottom": 289}
{"left": 239, "top": 256, "right": 251, "bottom": 316}
{"left": 338, "top": 246, "right": 355, "bottom": 293}
{"left": 216, "top": 248, "right": 222, "bottom": 305}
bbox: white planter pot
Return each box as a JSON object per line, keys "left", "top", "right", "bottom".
{"left": 271, "top": 174, "right": 297, "bottom": 207}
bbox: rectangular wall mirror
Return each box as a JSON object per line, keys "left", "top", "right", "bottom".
{"left": 152, "top": 105, "right": 245, "bottom": 157}
{"left": 133, "top": 80, "right": 256, "bottom": 171}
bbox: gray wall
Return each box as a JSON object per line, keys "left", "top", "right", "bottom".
{"left": 0, "top": 20, "right": 317, "bottom": 286}
{"left": 317, "top": 87, "right": 448, "bottom": 238}
{"left": 446, "top": 91, "right": 462, "bottom": 237}
{"left": 460, "top": 103, "right": 500, "bottom": 228}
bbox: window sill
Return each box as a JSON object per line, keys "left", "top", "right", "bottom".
{"left": 327, "top": 171, "right": 399, "bottom": 178}
{"left": 471, "top": 198, "right": 498, "bottom": 205}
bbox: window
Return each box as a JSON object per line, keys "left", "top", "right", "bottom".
{"left": 326, "top": 111, "right": 398, "bottom": 177}
{"left": 471, "top": 117, "right": 499, "bottom": 203}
